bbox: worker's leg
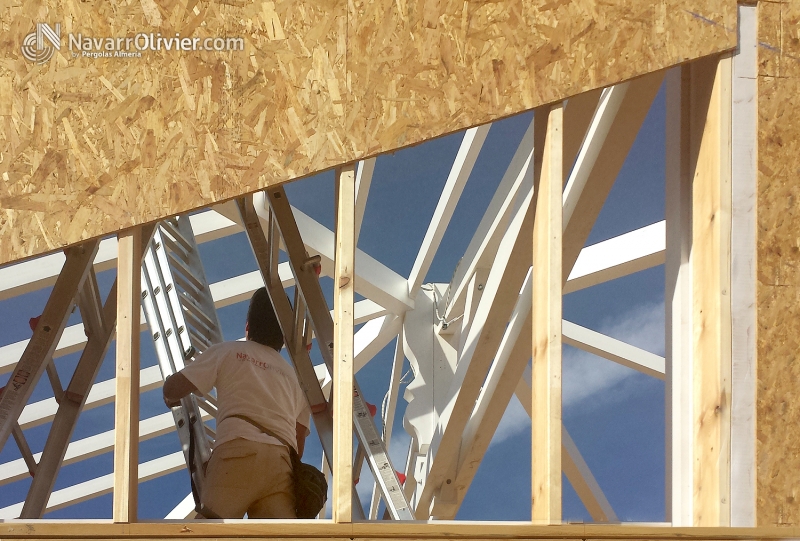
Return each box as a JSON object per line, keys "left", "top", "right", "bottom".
{"left": 202, "top": 439, "right": 266, "bottom": 518}
{"left": 247, "top": 444, "right": 296, "bottom": 519}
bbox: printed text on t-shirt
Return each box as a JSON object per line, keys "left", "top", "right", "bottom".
{"left": 235, "top": 352, "right": 288, "bottom": 378}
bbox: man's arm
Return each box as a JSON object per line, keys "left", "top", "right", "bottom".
{"left": 163, "top": 372, "right": 198, "bottom": 408}
{"left": 296, "top": 423, "right": 308, "bottom": 459}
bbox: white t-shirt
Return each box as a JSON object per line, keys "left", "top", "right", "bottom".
{"left": 180, "top": 340, "right": 310, "bottom": 452}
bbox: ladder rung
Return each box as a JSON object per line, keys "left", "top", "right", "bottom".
{"left": 160, "top": 219, "right": 194, "bottom": 254}
{"left": 187, "top": 326, "right": 213, "bottom": 352}
{"left": 181, "top": 299, "right": 214, "bottom": 337}
{"left": 160, "top": 230, "right": 192, "bottom": 263}
{"left": 173, "top": 269, "right": 205, "bottom": 301}
{"left": 167, "top": 251, "right": 206, "bottom": 292}
{"left": 181, "top": 293, "right": 217, "bottom": 333}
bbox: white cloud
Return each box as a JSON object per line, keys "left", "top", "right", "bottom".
{"left": 492, "top": 395, "right": 530, "bottom": 446}
{"left": 563, "top": 301, "right": 664, "bottom": 410}
{"left": 487, "top": 301, "right": 664, "bottom": 447}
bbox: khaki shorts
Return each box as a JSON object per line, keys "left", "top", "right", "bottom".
{"left": 201, "top": 438, "right": 295, "bottom": 518}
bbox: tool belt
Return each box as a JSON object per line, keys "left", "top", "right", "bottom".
{"left": 227, "top": 414, "right": 328, "bottom": 518}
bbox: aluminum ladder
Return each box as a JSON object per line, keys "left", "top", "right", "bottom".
{"left": 238, "top": 190, "right": 414, "bottom": 520}
{"left": 140, "top": 216, "right": 222, "bottom": 508}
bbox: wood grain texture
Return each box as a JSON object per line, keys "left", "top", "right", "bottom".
{"left": 113, "top": 227, "right": 142, "bottom": 523}
{"left": 0, "top": 0, "right": 348, "bottom": 263}
{"left": 690, "top": 55, "right": 731, "bottom": 527}
{"left": 0, "top": 0, "right": 736, "bottom": 265}
{"left": 332, "top": 164, "right": 355, "bottom": 523}
{"left": 346, "top": 0, "right": 735, "bottom": 156}
{"left": 530, "top": 103, "right": 562, "bottom": 524}
{"left": 3, "top": 521, "right": 800, "bottom": 540}
{"left": 756, "top": 1, "right": 800, "bottom": 525}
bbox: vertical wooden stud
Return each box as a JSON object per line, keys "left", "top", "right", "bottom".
{"left": 113, "top": 227, "right": 142, "bottom": 522}
{"left": 691, "top": 54, "right": 733, "bottom": 527}
{"left": 333, "top": 163, "right": 356, "bottom": 523}
{"left": 531, "top": 103, "right": 563, "bottom": 524}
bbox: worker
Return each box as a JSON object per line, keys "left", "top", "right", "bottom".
{"left": 163, "top": 287, "right": 311, "bottom": 518}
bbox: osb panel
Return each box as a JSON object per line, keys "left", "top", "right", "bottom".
{"left": 346, "top": 0, "right": 735, "bottom": 157}
{"left": 0, "top": 0, "right": 737, "bottom": 265}
{"left": 758, "top": 1, "right": 782, "bottom": 78}
{"left": 757, "top": 5, "right": 800, "bottom": 522}
{"left": 0, "top": 0, "right": 348, "bottom": 261}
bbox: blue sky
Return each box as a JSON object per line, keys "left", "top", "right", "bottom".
{"left": 0, "top": 82, "right": 668, "bottom": 521}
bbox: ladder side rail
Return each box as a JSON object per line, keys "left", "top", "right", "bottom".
{"left": 141, "top": 227, "right": 213, "bottom": 493}
{"left": 261, "top": 190, "right": 413, "bottom": 520}
{"left": 0, "top": 241, "right": 99, "bottom": 451}
{"left": 173, "top": 216, "right": 224, "bottom": 346}
{"left": 237, "top": 198, "right": 330, "bottom": 425}
{"left": 149, "top": 230, "right": 194, "bottom": 364}
{"left": 237, "top": 197, "right": 367, "bottom": 520}
{"left": 142, "top": 240, "right": 202, "bottom": 476}
{"left": 265, "top": 189, "right": 335, "bottom": 367}
{"left": 20, "top": 271, "right": 116, "bottom": 518}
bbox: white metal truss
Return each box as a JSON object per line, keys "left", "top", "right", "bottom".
{"left": 0, "top": 75, "right": 689, "bottom": 521}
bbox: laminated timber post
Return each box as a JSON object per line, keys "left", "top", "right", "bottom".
{"left": 667, "top": 52, "right": 734, "bottom": 527}
{"left": 691, "top": 54, "right": 733, "bottom": 528}
{"left": 531, "top": 102, "right": 563, "bottom": 523}
{"left": 333, "top": 164, "right": 356, "bottom": 523}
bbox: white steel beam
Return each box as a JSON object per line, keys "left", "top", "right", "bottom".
{"left": 355, "top": 158, "right": 376, "bottom": 246}
{"left": 665, "top": 65, "right": 695, "bottom": 526}
{"left": 435, "top": 271, "right": 533, "bottom": 518}
{"left": 0, "top": 210, "right": 240, "bottom": 302}
{"left": 444, "top": 120, "right": 533, "bottom": 321}
{"left": 0, "top": 241, "right": 99, "bottom": 452}
{"left": 562, "top": 320, "right": 665, "bottom": 380}
{"left": 165, "top": 493, "right": 196, "bottom": 520}
{"left": 408, "top": 125, "right": 490, "bottom": 295}
{"left": 563, "top": 89, "right": 603, "bottom": 185}
{"left": 354, "top": 315, "right": 402, "bottom": 373}
{"left": 562, "top": 428, "right": 618, "bottom": 522}
{"left": 1, "top": 272, "right": 384, "bottom": 376}
{"left": 20, "top": 271, "right": 116, "bottom": 518}
{"left": 17, "top": 365, "right": 164, "bottom": 430}
{"left": 0, "top": 412, "right": 179, "bottom": 485}
{"left": 253, "top": 193, "right": 413, "bottom": 314}
{"left": 369, "top": 324, "right": 405, "bottom": 519}
{"left": 562, "top": 84, "right": 629, "bottom": 229}
{"left": 561, "top": 73, "right": 664, "bottom": 283}
{"left": 564, "top": 221, "right": 666, "bottom": 294}
{"left": 0, "top": 451, "right": 186, "bottom": 519}
{"left": 514, "top": 371, "right": 617, "bottom": 522}
{"left": 416, "top": 184, "right": 534, "bottom": 518}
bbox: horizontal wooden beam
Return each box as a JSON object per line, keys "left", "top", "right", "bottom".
{"left": 0, "top": 522, "right": 799, "bottom": 540}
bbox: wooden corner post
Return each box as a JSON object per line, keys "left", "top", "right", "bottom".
{"left": 690, "top": 54, "right": 733, "bottom": 527}
{"left": 113, "top": 226, "right": 143, "bottom": 523}
{"left": 531, "top": 103, "right": 563, "bottom": 523}
{"left": 333, "top": 164, "right": 356, "bottom": 523}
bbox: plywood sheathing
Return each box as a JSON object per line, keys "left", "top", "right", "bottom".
{"left": 757, "top": 0, "right": 800, "bottom": 527}
{"left": 0, "top": 0, "right": 736, "bottom": 265}
{"left": 347, "top": 0, "right": 735, "bottom": 153}
{"left": 0, "top": 0, "right": 348, "bottom": 263}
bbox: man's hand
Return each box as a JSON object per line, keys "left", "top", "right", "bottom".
{"left": 163, "top": 372, "right": 198, "bottom": 409}
{"left": 164, "top": 394, "right": 182, "bottom": 409}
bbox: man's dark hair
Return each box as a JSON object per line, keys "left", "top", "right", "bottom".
{"left": 246, "top": 287, "right": 284, "bottom": 350}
